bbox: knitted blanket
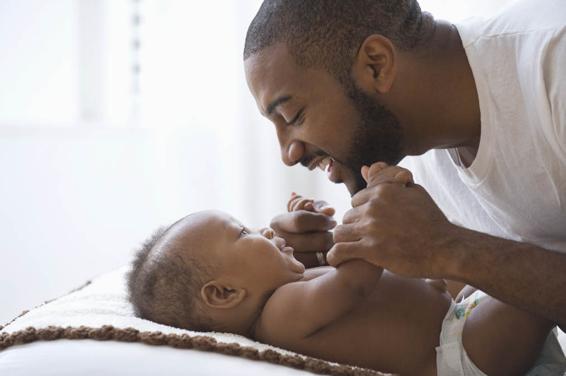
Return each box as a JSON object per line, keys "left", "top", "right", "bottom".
{"left": 0, "top": 266, "right": 388, "bottom": 376}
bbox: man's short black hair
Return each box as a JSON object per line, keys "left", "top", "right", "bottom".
{"left": 127, "top": 225, "right": 212, "bottom": 331}
{"left": 244, "top": 0, "right": 433, "bottom": 84}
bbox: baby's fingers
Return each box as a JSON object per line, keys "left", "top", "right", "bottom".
{"left": 363, "top": 163, "right": 414, "bottom": 187}
{"left": 393, "top": 170, "right": 414, "bottom": 186}
{"left": 287, "top": 193, "right": 314, "bottom": 212}
{"left": 312, "top": 200, "right": 335, "bottom": 217}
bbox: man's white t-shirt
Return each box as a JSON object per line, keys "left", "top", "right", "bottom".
{"left": 400, "top": 0, "right": 566, "bottom": 253}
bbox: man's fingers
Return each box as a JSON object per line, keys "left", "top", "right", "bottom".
{"left": 333, "top": 223, "right": 361, "bottom": 243}
{"left": 275, "top": 231, "right": 334, "bottom": 253}
{"left": 271, "top": 211, "right": 337, "bottom": 233}
{"left": 350, "top": 188, "right": 373, "bottom": 208}
{"left": 326, "top": 241, "right": 365, "bottom": 267}
{"left": 341, "top": 207, "right": 361, "bottom": 224}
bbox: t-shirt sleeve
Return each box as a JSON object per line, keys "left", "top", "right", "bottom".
{"left": 545, "top": 29, "right": 566, "bottom": 160}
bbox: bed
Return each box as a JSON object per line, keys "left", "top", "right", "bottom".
{"left": 2, "top": 266, "right": 565, "bottom": 375}
{"left": 0, "top": 266, "right": 386, "bottom": 376}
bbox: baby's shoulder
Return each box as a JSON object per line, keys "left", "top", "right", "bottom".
{"left": 254, "top": 281, "right": 306, "bottom": 342}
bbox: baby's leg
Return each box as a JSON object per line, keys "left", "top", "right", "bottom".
{"left": 462, "top": 294, "right": 554, "bottom": 375}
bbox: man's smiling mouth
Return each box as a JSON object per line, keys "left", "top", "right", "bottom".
{"left": 307, "top": 155, "right": 334, "bottom": 172}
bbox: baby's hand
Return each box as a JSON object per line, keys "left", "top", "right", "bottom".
{"left": 361, "top": 162, "right": 414, "bottom": 187}
{"left": 287, "top": 192, "right": 335, "bottom": 217}
{"left": 278, "top": 193, "right": 336, "bottom": 268}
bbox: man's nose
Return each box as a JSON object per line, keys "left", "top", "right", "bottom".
{"left": 280, "top": 140, "right": 305, "bottom": 166}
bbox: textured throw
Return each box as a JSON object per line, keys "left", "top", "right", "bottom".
{"left": 0, "top": 267, "right": 389, "bottom": 376}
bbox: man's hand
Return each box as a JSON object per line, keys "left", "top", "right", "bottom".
{"left": 327, "top": 162, "right": 455, "bottom": 279}
{"left": 270, "top": 193, "right": 337, "bottom": 268}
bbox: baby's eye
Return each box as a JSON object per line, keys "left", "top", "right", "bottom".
{"left": 239, "top": 227, "right": 249, "bottom": 237}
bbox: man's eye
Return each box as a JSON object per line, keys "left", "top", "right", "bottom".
{"left": 239, "top": 227, "right": 249, "bottom": 237}
{"left": 286, "top": 109, "right": 305, "bottom": 126}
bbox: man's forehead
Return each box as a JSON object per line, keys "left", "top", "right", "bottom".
{"left": 245, "top": 44, "right": 309, "bottom": 115}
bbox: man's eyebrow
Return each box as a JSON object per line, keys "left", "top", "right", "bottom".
{"left": 266, "top": 95, "right": 292, "bottom": 115}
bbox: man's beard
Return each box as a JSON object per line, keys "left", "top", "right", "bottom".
{"left": 342, "top": 82, "right": 404, "bottom": 194}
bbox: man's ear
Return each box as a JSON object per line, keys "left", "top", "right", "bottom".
{"left": 351, "top": 34, "right": 396, "bottom": 95}
{"left": 201, "top": 280, "right": 247, "bottom": 309}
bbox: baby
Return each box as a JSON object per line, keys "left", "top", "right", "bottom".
{"left": 128, "top": 165, "right": 564, "bottom": 376}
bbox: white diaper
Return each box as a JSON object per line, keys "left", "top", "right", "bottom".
{"left": 436, "top": 290, "right": 566, "bottom": 376}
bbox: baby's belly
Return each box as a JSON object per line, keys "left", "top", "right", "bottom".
{"left": 297, "top": 271, "right": 452, "bottom": 375}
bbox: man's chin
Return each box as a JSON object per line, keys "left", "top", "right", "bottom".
{"left": 333, "top": 163, "right": 365, "bottom": 196}
{"left": 344, "top": 177, "right": 366, "bottom": 196}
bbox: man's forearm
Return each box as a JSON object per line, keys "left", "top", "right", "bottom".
{"left": 441, "top": 226, "right": 566, "bottom": 328}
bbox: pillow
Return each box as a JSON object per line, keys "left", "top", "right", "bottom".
{"left": 0, "top": 266, "right": 386, "bottom": 376}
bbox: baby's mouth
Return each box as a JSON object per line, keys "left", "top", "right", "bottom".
{"left": 274, "top": 237, "right": 293, "bottom": 253}
{"left": 280, "top": 246, "right": 294, "bottom": 254}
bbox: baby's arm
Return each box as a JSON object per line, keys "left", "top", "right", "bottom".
{"left": 261, "top": 259, "right": 383, "bottom": 341}
{"left": 302, "top": 266, "right": 333, "bottom": 281}
{"left": 263, "top": 166, "right": 415, "bottom": 340}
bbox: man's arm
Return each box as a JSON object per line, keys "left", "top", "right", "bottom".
{"left": 327, "top": 165, "right": 566, "bottom": 329}
{"left": 443, "top": 225, "right": 566, "bottom": 329}
{"left": 261, "top": 260, "right": 382, "bottom": 340}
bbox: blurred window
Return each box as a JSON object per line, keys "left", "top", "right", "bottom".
{"left": 0, "top": 0, "right": 511, "bottom": 128}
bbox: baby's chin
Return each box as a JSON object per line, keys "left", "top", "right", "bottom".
{"left": 291, "top": 259, "right": 306, "bottom": 274}
{"left": 285, "top": 251, "right": 306, "bottom": 274}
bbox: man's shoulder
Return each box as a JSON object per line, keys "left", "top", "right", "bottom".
{"left": 456, "top": 0, "right": 565, "bottom": 48}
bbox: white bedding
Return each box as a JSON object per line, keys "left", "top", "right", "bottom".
{"left": 1, "top": 266, "right": 564, "bottom": 376}
{"left": 0, "top": 340, "right": 321, "bottom": 376}
{"left": 0, "top": 266, "right": 383, "bottom": 376}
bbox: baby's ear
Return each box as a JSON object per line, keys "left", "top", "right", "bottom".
{"left": 201, "top": 280, "right": 246, "bottom": 309}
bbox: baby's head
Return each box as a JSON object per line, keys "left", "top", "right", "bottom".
{"left": 128, "top": 210, "right": 305, "bottom": 334}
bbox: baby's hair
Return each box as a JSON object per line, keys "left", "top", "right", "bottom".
{"left": 127, "top": 224, "right": 212, "bottom": 331}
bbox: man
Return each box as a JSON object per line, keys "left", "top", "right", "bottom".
{"left": 243, "top": 0, "right": 566, "bottom": 330}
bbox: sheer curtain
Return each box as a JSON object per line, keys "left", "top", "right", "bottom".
{"left": 132, "top": 0, "right": 333, "bottom": 226}
{"left": 0, "top": 0, "right": 326, "bottom": 323}
{"left": 0, "top": 0, "right": 513, "bottom": 324}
